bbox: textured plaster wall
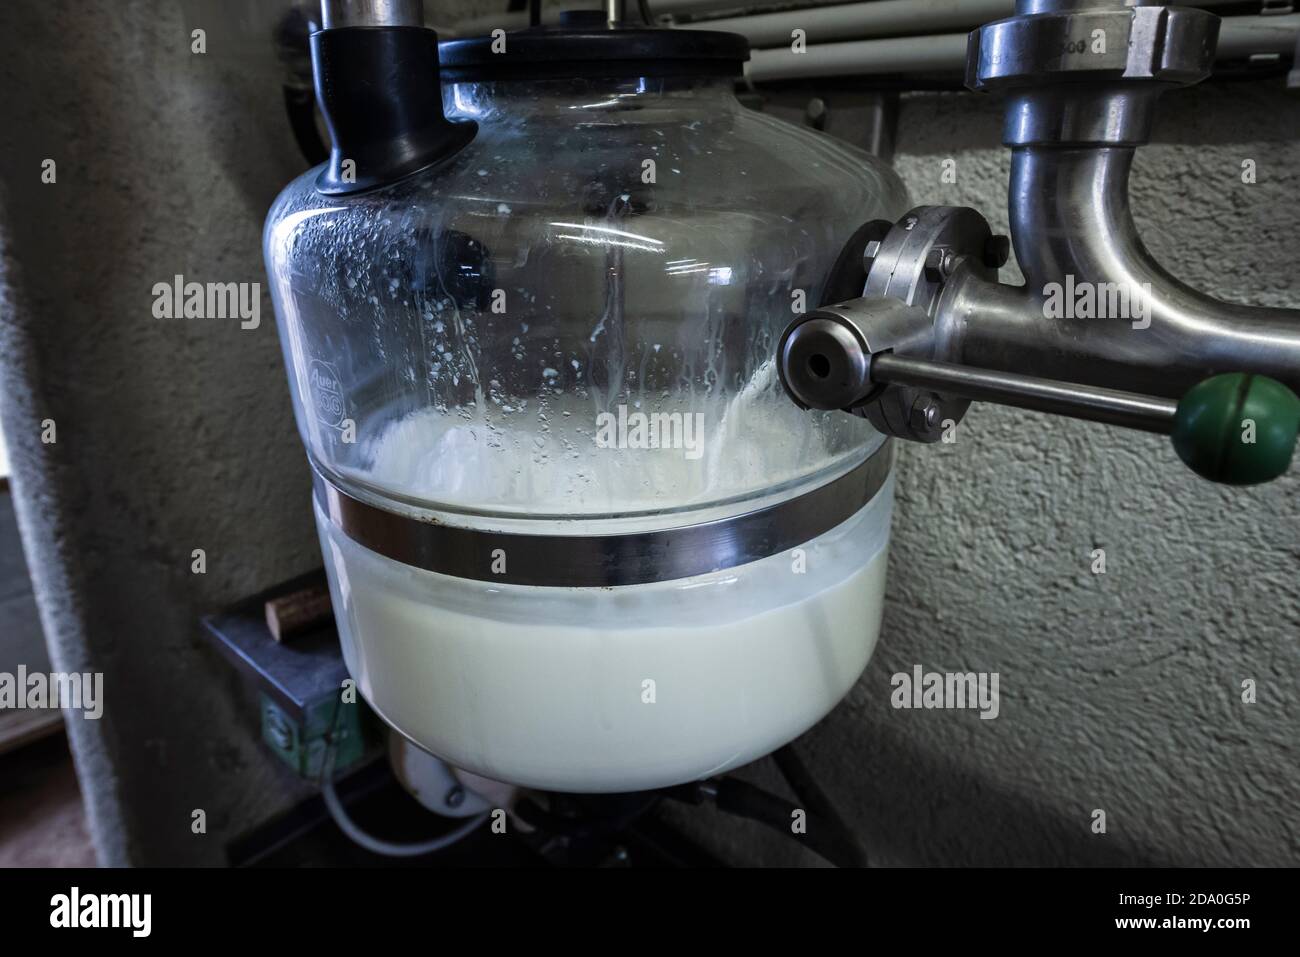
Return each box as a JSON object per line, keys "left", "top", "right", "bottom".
{"left": 664, "top": 81, "right": 1300, "bottom": 866}
{"left": 0, "top": 0, "right": 320, "bottom": 864}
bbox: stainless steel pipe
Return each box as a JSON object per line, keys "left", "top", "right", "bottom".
{"left": 936, "top": 0, "right": 1300, "bottom": 400}
{"left": 940, "top": 147, "right": 1300, "bottom": 399}
{"left": 742, "top": 15, "right": 1298, "bottom": 83}
{"left": 686, "top": 0, "right": 1016, "bottom": 47}
{"left": 320, "top": 0, "right": 423, "bottom": 29}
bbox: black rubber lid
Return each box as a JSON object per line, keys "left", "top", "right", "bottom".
{"left": 439, "top": 14, "right": 748, "bottom": 82}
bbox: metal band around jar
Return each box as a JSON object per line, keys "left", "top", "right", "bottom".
{"left": 313, "top": 440, "right": 892, "bottom": 588}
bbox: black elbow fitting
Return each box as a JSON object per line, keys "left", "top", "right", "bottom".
{"left": 310, "top": 25, "right": 476, "bottom": 195}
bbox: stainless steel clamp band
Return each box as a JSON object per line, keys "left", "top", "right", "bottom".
{"left": 313, "top": 441, "right": 893, "bottom": 588}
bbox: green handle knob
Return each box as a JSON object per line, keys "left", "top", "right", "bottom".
{"left": 1171, "top": 373, "right": 1300, "bottom": 485}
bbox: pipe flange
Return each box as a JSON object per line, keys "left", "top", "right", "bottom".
{"left": 776, "top": 206, "right": 1002, "bottom": 443}
{"left": 862, "top": 205, "right": 1004, "bottom": 441}
{"left": 862, "top": 206, "right": 999, "bottom": 306}
{"left": 967, "top": 4, "right": 1219, "bottom": 92}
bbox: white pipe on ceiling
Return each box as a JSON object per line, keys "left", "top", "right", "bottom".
{"left": 451, "top": 0, "right": 1016, "bottom": 37}
{"left": 742, "top": 14, "right": 1300, "bottom": 83}
{"left": 685, "top": 0, "right": 1016, "bottom": 47}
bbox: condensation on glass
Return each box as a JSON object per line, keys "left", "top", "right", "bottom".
{"left": 265, "top": 47, "right": 910, "bottom": 790}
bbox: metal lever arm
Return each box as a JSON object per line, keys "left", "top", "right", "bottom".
{"left": 870, "top": 354, "right": 1300, "bottom": 486}
{"left": 871, "top": 354, "right": 1176, "bottom": 434}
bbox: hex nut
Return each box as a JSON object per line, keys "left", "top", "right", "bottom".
{"left": 909, "top": 394, "right": 941, "bottom": 433}
{"left": 923, "top": 247, "right": 951, "bottom": 283}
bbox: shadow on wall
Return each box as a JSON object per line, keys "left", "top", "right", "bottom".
{"left": 816, "top": 689, "right": 1161, "bottom": 868}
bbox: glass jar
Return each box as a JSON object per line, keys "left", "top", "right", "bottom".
{"left": 265, "top": 22, "right": 908, "bottom": 791}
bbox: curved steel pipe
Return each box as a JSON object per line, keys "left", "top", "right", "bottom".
{"left": 944, "top": 146, "right": 1300, "bottom": 398}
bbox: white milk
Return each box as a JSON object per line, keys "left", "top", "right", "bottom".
{"left": 354, "top": 360, "right": 877, "bottom": 518}
{"left": 315, "top": 471, "right": 894, "bottom": 792}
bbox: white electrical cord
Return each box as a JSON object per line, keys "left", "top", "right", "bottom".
{"left": 320, "top": 729, "right": 490, "bottom": 858}
{"left": 321, "top": 775, "right": 490, "bottom": 858}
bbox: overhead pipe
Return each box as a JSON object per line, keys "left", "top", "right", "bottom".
{"left": 747, "top": 32, "right": 970, "bottom": 82}
{"left": 447, "top": 3, "right": 1297, "bottom": 79}
{"left": 451, "top": 0, "right": 1017, "bottom": 37}
{"left": 686, "top": 0, "right": 1015, "bottom": 47}
{"left": 743, "top": 14, "right": 1300, "bottom": 83}
{"left": 452, "top": 0, "right": 826, "bottom": 34}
